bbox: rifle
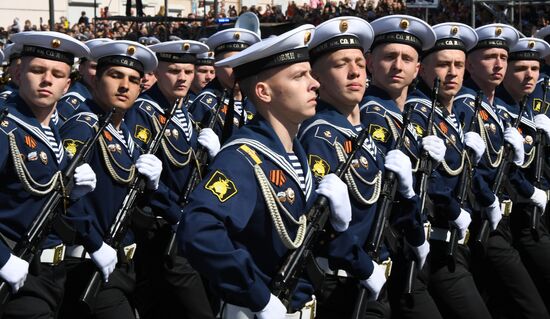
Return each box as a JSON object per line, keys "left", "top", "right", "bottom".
{"left": 404, "top": 76, "right": 440, "bottom": 296}
{"left": 163, "top": 90, "right": 227, "bottom": 268}
{"left": 475, "top": 96, "right": 528, "bottom": 249}
{"left": 530, "top": 76, "right": 549, "bottom": 240}
{"left": 447, "top": 91, "right": 482, "bottom": 272}
{"left": 80, "top": 98, "right": 181, "bottom": 307}
{"left": 0, "top": 108, "right": 115, "bottom": 308}
{"left": 351, "top": 101, "right": 415, "bottom": 319}
{"left": 271, "top": 127, "right": 370, "bottom": 310}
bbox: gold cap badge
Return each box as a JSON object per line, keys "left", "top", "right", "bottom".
{"left": 400, "top": 19, "right": 409, "bottom": 30}
{"left": 127, "top": 45, "right": 136, "bottom": 55}
{"left": 51, "top": 39, "right": 61, "bottom": 49}
{"left": 340, "top": 20, "right": 348, "bottom": 33}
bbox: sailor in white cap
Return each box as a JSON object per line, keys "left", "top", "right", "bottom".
{"left": 359, "top": 15, "right": 445, "bottom": 319}
{"left": 496, "top": 36, "right": 550, "bottom": 313}
{"left": 189, "top": 50, "right": 215, "bottom": 104}
{"left": 407, "top": 22, "right": 493, "bottom": 319}
{"left": 188, "top": 25, "right": 261, "bottom": 142}
{"left": 57, "top": 38, "right": 113, "bottom": 122}
{"left": 0, "top": 30, "right": 98, "bottom": 317}
{"left": 179, "top": 24, "right": 352, "bottom": 319}
{"left": 59, "top": 40, "right": 180, "bottom": 319}
{"left": 125, "top": 39, "right": 217, "bottom": 319}
{"left": 527, "top": 27, "right": 550, "bottom": 118}
{"left": 454, "top": 24, "right": 550, "bottom": 319}
{"left": 297, "top": 16, "right": 400, "bottom": 318}
{"left": 0, "top": 42, "right": 23, "bottom": 102}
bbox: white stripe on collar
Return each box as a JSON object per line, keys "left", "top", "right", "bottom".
{"left": 7, "top": 113, "right": 61, "bottom": 156}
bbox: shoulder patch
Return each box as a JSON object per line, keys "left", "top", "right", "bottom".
{"left": 308, "top": 154, "right": 330, "bottom": 178}
{"left": 369, "top": 124, "right": 389, "bottom": 143}
{"left": 200, "top": 93, "right": 217, "bottom": 110}
{"left": 205, "top": 170, "right": 238, "bottom": 202}
{"left": 134, "top": 125, "right": 152, "bottom": 144}
{"left": 532, "top": 97, "right": 550, "bottom": 114}
{"left": 63, "top": 139, "right": 85, "bottom": 159}
{"left": 75, "top": 113, "right": 98, "bottom": 128}
{"left": 237, "top": 144, "right": 262, "bottom": 165}
{"left": 64, "top": 96, "right": 81, "bottom": 110}
{"left": 314, "top": 126, "right": 337, "bottom": 146}
{"left": 411, "top": 122, "right": 425, "bottom": 137}
{"left": 364, "top": 103, "right": 387, "bottom": 117}
{"left": 0, "top": 119, "right": 17, "bottom": 135}
{"left": 138, "top": 102, "right": 156, "bottom": 117}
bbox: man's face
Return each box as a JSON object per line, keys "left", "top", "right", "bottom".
{"left": 16, "top": 56, "right": 71, "bottom": 109}
{"left": 192, "top": 65, "right": 215, "bottom": 92}
{"left": 420, "top": 49, "right": 466, "bottom": 101}
{"left": 79, "top": 60, "right": 98, "bottom": 87}
{"left": 141, "top": 71, "right": 157, "bottom": 92}
{"left": 259, "top": 62, "right": 320, "bottom": 125}
{"left": 93, "top": 65, "right": 142, "bottom": 112}
{"left": 155, "top": 61, "right": 195, "bottom": 100}
{"left": 313, "top": 48, "right": 367, "bottom": 107}
{"left": 503, "top": 60, "right": 540, "bottom": 99}
{"left": 368, "top": 43, "right": 420, "bottom": 94}
{"left": 467, "top": 47, "right": 508, "bottom": 89}
{"left": 215, "top": 51, "right": 238, "bottom": 89}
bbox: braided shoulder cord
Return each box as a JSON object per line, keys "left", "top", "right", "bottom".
{"left": 151, "top": 115, "right": 193, "bottom": 168}
{"left": 334, "top": 142, "right": 381, "bottom": 205}
{"left": 8, "top": 133, "right": 62, "bottom": 195}
{"left": 521, "top": 145, "right": 536, "bottom": 168}
{"left": 254, "top": 165, "right": 306, "bottom": 250}
{"left": 98, "top": 134, "right": 136, "bottom": 184}
{"left": 478, "top": 115, "right": 504, "bottom": 168}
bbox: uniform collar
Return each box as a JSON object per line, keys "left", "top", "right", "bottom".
{"left": 363, "top": 84, "right": 403, "bottom": 116}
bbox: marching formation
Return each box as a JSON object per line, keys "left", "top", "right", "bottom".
{"left": 0, "top": 12, "right": 550, "bottom": 319}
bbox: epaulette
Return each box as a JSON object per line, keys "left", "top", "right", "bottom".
{"left": 138, "top": 101, "right": 157, "bottom": 118}
{"left": 0, "top": 91, "right": 12, "bottom": 101}
{"left": 62, "top": 95, "right": 82, "bottom": 110}
{"left": 0, "top": 118, "right": 17, "bottom": 135}
{"left": 363, "top": 102, "right": 387, "bottom": 117}
{"left": 74, "top": 112, "right": 98, "bottom": 128}
{"left": 412, "top": 102, "right": 431, "bottom": 120}
{"left": 199, "top": 92, "right": 218, "bottom": 110}
{"left": 236, "top": 144, "right": 263, "bottom": 167}
{"left": 313, "top": 126, "right": 338, "bottom": 146}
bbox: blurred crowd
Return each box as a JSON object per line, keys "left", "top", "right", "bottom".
{"left": 1, "top": 0, "right": 549, "bottom": 48}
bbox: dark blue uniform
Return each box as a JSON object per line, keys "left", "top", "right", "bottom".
{"left": 188, "top": 78, "right": 255, "bottom": 137}
{"left": 299, "top": 101, "right": 422, "bottom": 318}
{"left": 125, "top": 84, "right": 215, "bottom": 319}
{"left": 453, "top": 79, "right": 550, "bottom": 319}
{"left": 0, "top": 95, "right": 89, "bottom": 317}
{"left": 178, "top": 115, "right": 316, "bottom": 312}
{"left": 360, "top": 85, "right": 439, "bottom": 319}
{"left": 496, "top": 85, "right": 550, "bottom": 313}
{"left": 58, "top": 100, "right": 182, "bottom": 319}
{"left": 56, "top": 80, "right": 92, "bottom": 122}
{"left": 408, "top": 80, "right": 491, "bottom": 319}
{"left": 0, "top": 82, "right": 18, "bottom": 106}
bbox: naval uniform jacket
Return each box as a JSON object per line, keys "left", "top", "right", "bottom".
{"left": 298, "top": 100, "right": 419, "bottom": 279}
{"left": 0, "top": 95, "right": 88, "bottom": 267}
{"left": 178, "top": 115, "right": 316, "bottom": 311}
{"left": 60, "top": 100, "right": 181, "bottom": 253}
{"left": 408, "top": 80, "right": 468, "bottom": 225}
{"left": 126, "top": 83, "right": 198, "bottom": 211}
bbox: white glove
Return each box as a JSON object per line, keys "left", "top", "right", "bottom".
{"left": 198, "top": 128, "right": 221, "bottom": 158}
{"left": 360, "top": 260, "right": 387, "bottom": 301}
{"left": 530, "top": 187, "right": 548, "bottom": 212}
{"left": 484, "top": 195, "right": 503, "bottom": 231}
{"left": 534, "top": 114, "right": 550, "bottom": 140}
{"left": 135, "top": 154, "right": 163, "bottom": 190}
{"left": 71, "top": 163, "right": 97, "bottom": 199}
{"left": 316, "top": 173, "right": 351, "bottom": 232}
{"left": 406, "top": 239, "right": 430, "bottom": 270}
{"left": 254, "top": 293, "right": 286, "bottom": 319}
{"left": 421, "top": 135, "right": 446, "bottom": 163}
{"left": 464, "top": 132, "right": 486, "bottom": 165}
{"left": 504, "top": 127, "right": 524, "bottom": 166}
{"left": 90, "top": 242, "right": 118, "bottom": 283}
{"left": 450, "top": 208, "right": 472, "bottom": 240}
{"left": 384, "top": 150, "right": 415, "bottom": 199}
{"left": 0, "top": 254, "right": 29, "bottom": 293}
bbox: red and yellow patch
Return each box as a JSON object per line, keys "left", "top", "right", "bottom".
{"left": 438, "top": 122, "right": 448, "bottom": 135}
{"left": 479, "top": 110, "right": 489, "bottom": 121}
{"left": 24, "top": 135, "right": 37, "bottom": 149}
{"left": 103, "top": 130, "right": 113, "bottom": 141}
{"left": 269, "top": 170, "right": 287, "bottom": 187}
{"left": 344, "top": 140, "right": 353, "bottom": 153}
{"left": 158, "top": 114, "right": 167, "bottom": 125}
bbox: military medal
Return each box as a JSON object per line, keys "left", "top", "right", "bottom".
{"left": 360, "top": 156, "right": 369, "bottom": 169}
{"left": 525, "top": 135, "right": 533, "bottom": 145}
{"left": 277, "top": 191, "right": 287, "bottom": 203}
{"left": 172, "top": 129, "right": 179, "bottom": 139}
{"left": 164, "top": 129, "right": 171, "bottom": 137}
{"left": 27, "top": 151, "right": 38, "bottom": 161}
{"left": 285, "top": 188, "right": 295, "bottom": 205}
{"left": 351, "top": 159, "right": 360, "bottom": 168}
{"left": 108, "top": 144, "right": 117, "bottom": 153}
{"left": 39, "top": 151, "right": 48, "bottom": 165}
